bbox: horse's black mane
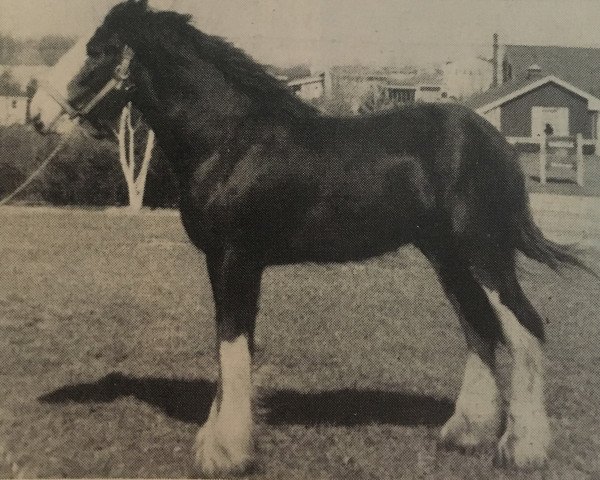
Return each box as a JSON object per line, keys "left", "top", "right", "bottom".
{"left": 102, "top": 0, "right": 320, "bottom": 120}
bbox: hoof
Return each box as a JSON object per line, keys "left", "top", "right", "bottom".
{"left": 439, "top": 411, "right": 502, "bottom": 453}
{"left": 493, "top": 415, "right": 550, "bottom": 470}
{"left": 193, "top": 420, "right": 254, "bottom": 478}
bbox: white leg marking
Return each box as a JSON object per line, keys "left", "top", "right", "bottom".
{"left": 219, "top": 335, "right": 253, "bottom": 450}
{"left": 440, "top": 352, "right": 502, "bottom": 450}
{"left": 483, "top": 287, "right": 550, "bottom": 469}
{"left": 194, "top": 335, "right": 253, "bottom": 477}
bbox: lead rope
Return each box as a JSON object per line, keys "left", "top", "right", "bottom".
{"left": 0, "top": 45, "right": 135, "bottom": 207}
{"left": 0, "top": 132, "right": 72, "bottom": 207}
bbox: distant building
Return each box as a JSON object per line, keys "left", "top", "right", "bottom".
{"left": 465, "top": 66, "right": 600, "bottom": 148}
{"left": 0, "top": 84, "right": 28, "bottom": 126}
{"left": 443, "top": 57, "right": 494, "bottom": 100}
{"left": 0, "top": 65, "right": 48, "bottom": 91}
{"left": 0, "top": 37, "right": 72, "bottom": 125}
{"left": 330, "top": 65, "right": 388, "bottom": 101}
{"left": 330, "top": 65, "right": 448, "bottom": 112}
{"left": 0, "top": 64, "right": 48, "bottom": 126}
{"left": 287, "top": 73, "right": 327, "bottom": 101}
{"left": 501, "top": 44, "right": 600, "bottom": 98}
{"left": 465, "top": 44, "right": 600, "bottom": 150}
{"left": 381, "top": 72, "right": 448, "bottom": 104}
{"left": 0, "top": 41, "right": 49, "bottom": 93}
{"left": 268, "top": 64, "right": 330, "bottom": 102}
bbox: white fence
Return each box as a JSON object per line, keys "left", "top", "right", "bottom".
{"left": 507, "top": 134, "right": 585, "bottom": 186}
{"left": 539, "top": 133, "right": 584, "bottom": 186}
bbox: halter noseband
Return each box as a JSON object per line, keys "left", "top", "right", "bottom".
{"left": 41, "top": 45, "right": 135, "bottom": 122}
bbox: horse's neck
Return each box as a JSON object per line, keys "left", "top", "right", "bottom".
{"left": 132, "top": 60, "right": 256, "bottom": 170}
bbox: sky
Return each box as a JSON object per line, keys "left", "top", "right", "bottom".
{"left": 3, "top": 0, "right": 600, "bottom": 67}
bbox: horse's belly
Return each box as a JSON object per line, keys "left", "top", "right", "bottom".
{"left": 281, "top": 201, "right": 419, "bottom": 263}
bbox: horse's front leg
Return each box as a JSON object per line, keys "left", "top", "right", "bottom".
{"left": 194, "top": 248, "right": 262, "bottom": 478}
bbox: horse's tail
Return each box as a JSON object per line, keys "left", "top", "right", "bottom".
{"left": 516, "top": 209, "right": 599, "bottom": 278}
{"left": 466, "top": 110, "right": 599, "bottom": 279}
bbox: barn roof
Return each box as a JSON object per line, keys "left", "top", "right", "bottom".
{"left": 287, "top": 75, "right": 324, "bottom": 87}
{"left": 504, "top": 44, "right": 600, "bottom": 98}
{"left": 0, "top": 85, "right": 26, "bottom": 96}
{"left": 462, "top": 76, "right": 536, "bottom": 109}
{"left": 463, "top": 75, "right": 600, "bottom": 112}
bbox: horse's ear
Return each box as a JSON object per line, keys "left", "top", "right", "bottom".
{"left": 125, "top": 0, "right": 148, "bottom": 11}
{"left": 104, "top": 0, "right": 149, "bottom": 29}
{"left": 122, "top": 0, "right": 149, "bottom": 20}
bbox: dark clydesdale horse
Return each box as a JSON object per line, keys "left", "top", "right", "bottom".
{"left": 29, "top": 0, "right": 593, "bottom": 476}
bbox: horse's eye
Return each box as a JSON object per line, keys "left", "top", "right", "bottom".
{"left": 104, "top": 45, "right": 120, "bottom": 56}
{"left": 87, "top": 46, "right": 102, "bottom": 58}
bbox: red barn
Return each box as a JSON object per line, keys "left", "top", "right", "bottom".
{"left": 465, "top": 45, "right": 600, "bottom": 151}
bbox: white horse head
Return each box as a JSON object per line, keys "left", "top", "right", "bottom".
{"left": 29, "top": 29, "right": 134, "bottom": 138}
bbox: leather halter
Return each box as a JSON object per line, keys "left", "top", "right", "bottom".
{"left": 40, "top": 45, "right": 135, "bottom": 122}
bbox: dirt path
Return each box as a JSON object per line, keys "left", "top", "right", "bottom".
{"left": 530, "top": 193, "right": 600, "bottom": 248}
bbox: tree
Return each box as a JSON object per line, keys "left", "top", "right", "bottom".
{"left": 37, "top": 35, "right": 76, "bottom": 66}
{"left": 25, "top": 78, "right": 38, "bottom": 122}
{"left": 309, "top": 91, "right": 354, "bottom": 116}
{"left": 0, "top": 34, "right": 18, "bottom": 64}
{"left": 25, "top": 78, "right": 38, "bottom": 98}
{"left": 117, "top": 102, "right": 155, "bottom": 212}
{"left": 0, "top": 162, "right": 26, "bottom": 198}
{"left": 0, "top": 70, "right": 22, "bottom": 96}
{"left": 40, "top": 134, "right": 127, "bottom": 206}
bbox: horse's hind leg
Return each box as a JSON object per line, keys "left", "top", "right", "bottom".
{"left": 481, "top": 268, "right": 550, "bottom": 469}
{"left": 421, "top": 245, "right": 504, "bottom": 451}
{"left": 194, "top": 248, "right": 262, "bottom": 477}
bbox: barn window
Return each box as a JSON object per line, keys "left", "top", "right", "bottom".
{"left": 11, "top": 100, "right": 17, "bottom": 108}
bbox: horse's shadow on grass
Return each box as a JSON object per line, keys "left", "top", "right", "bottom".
{"left": 39, "top": 372, "right": 453, "bottom": 427}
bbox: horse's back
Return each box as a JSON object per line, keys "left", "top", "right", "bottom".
{"left": 183, "top": 101, "right": 526, "bottom": 267}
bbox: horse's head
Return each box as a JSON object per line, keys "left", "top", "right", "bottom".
{"left": 29, "top": 0, "right": 147, "bottom": 138}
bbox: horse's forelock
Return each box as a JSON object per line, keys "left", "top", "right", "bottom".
{"left": 99, "top": 0, "right": 150, "bottom": 34}
{"left": 92, "top": 0, "right": 317, "bottom": 120}
{"left": 95, "top": 1, "right": 194, "bottom": 49}
{"left": 110, "top": 0, "right": 149, "bottom": 18}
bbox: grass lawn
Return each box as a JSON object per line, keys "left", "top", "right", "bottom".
{"left": 0, "top": 207, "right": 599, "bottom": 479}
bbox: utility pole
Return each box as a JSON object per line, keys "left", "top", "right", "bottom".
{"left": 477, "top": 33, "right": 500, "bottom": 88}
{"left": 492, "top": 33, "right": 499, "bottom": 88}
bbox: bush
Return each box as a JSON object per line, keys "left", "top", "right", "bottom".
{"left": 0, "top": 125, "right": 179, "bottom": 207}
{"left": 0, "top": 124, "right": 56, "bottom": 173}
{"left": 39, "top": 134, "right": 128, "bottom": 206}
{"left": 309, "top": 94, "right": 355, "bottom": 116}
{"left": 357, "top": 93, "right": 400, "bottom": 115}
{"left": 0, "top": 161, "right": 26, "bottom": 198}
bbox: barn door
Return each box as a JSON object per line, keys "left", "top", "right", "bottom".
{"left": 531, "top": 106, "right": 569, "bottom": 136}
